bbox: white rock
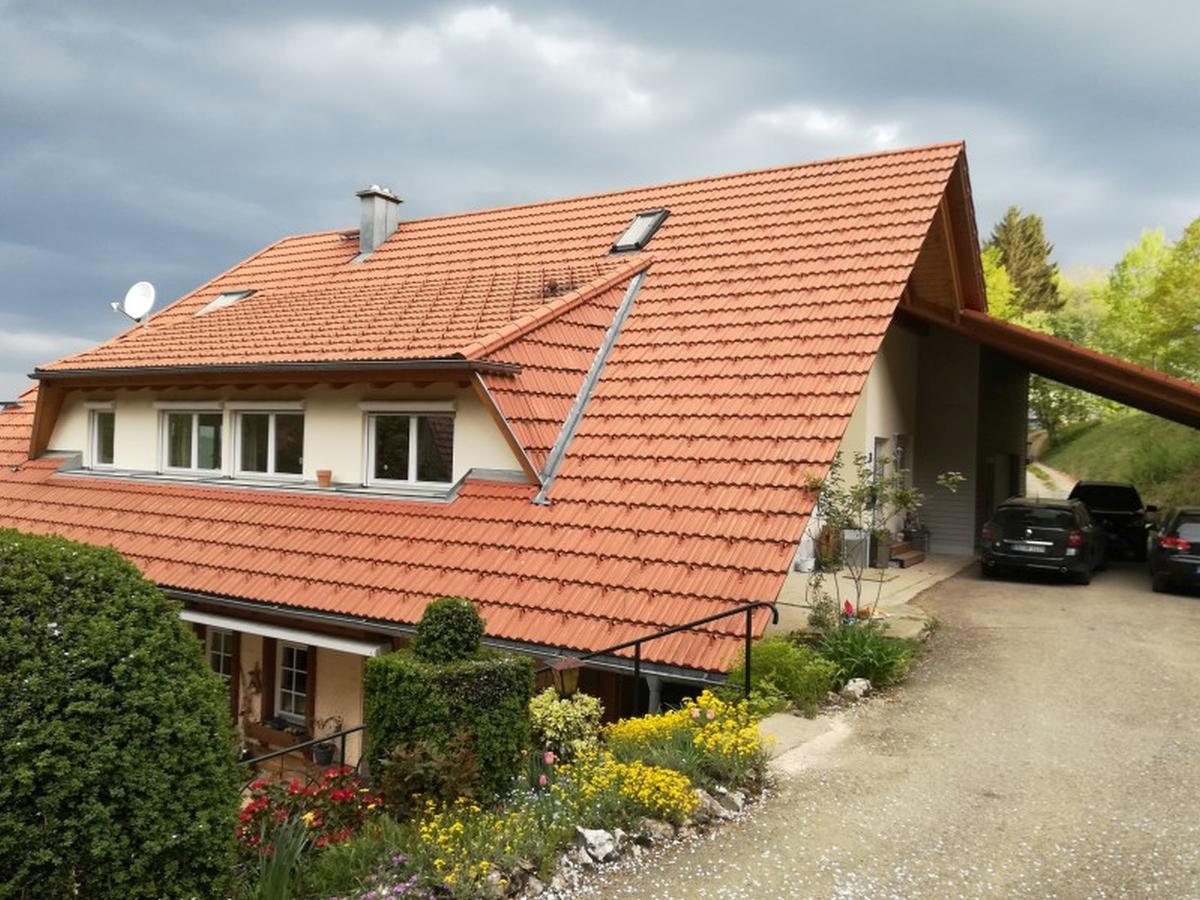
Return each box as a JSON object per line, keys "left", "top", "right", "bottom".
{"left": 549, "top": 873, "right": 567, "bottom": 893}
{"left": 526, "top": 875, "right": 545, "bottom": 897}
{"left": 575, "top": 825, "right": 616, "bottom": 862}
{"left": 713, "top": 785, "right": 746, "bottom": 813}
{"left": 840, "top": 677, "right": 872, "bottom": 700}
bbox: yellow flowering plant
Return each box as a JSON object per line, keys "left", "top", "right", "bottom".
{"left": 602, "top": 691, "right": 769, "bottom": 791}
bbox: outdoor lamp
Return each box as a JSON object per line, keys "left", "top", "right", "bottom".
{"left": 551, "top": 656, "right": 582, "bottom": 697}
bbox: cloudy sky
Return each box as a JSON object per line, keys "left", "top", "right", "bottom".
{"left": 1, "top": 0, "right": 1197, "bottom": 397}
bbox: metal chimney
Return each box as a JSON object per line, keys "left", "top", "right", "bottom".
{"left": 356, "top": 185, "right": 402, "bottom": 257}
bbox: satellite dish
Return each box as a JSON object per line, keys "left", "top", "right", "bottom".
{"left": 110, "top": 281, "right": 156, "bottom": 324}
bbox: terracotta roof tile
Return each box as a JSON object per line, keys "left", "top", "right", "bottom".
{"left": 2, "top": 142, "right": 970, "bottom": 672}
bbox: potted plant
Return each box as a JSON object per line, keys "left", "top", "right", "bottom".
{"left": 870, "top": 527, "right": 893, "bottom": 569}
{"left": 311, "top": 715, "right": 344, "bottom": 766}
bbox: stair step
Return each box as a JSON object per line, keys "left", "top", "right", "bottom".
{"left": 890, "top": 549, "right": 925, "bottom": 568}
{"left": 889, "top": 541, "right": 913, "bottom": 556}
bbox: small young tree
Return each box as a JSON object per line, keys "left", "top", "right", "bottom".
{"left": 0, "top": 529, "right": 240, "bottom": 898}
{"left": 803, "top": 454, "right": 963, "bottom": 622}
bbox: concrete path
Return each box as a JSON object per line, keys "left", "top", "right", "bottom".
{"left": 590, "top": 563, "right": 1200, "bottom": 898}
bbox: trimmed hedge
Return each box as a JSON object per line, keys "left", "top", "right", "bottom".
{"left": 0, "top": 529, "right": 240, "bottom": 898}
{"left": 364, "top": 650, "right": 534, "bottom": 798}
{"left": 412, "top": 596, "right": 484, "bottom": 663}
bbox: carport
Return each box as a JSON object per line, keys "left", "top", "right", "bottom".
{"left": 904, "top": 306, "right": 1200, "bottom": 428}
{"left": 896, "top": 297, "right": 1200, "bottom": 546}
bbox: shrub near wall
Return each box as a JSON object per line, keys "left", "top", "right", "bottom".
{"left": 0, "top": 529, "right": 240, "bottom": 899}
{"left": 364, "top": 649, "right": 534, "bottom": 798}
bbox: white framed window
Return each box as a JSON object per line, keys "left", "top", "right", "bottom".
{"left": 365, "top": 412, "right": 454, "bottom": 486}
{"left": 160, "top": 410, "right": 224, "bottom": 473}
{"left": 276, "top": 642, "right": 309, "bottom": 725}
{"left": 89, "top": 409, "right": 115, "bottom": 468}
{"left": 207, "top": 628, "right": 234, "bottom": 683}
{"left": 234, "top": 411, "right": 304, "bottom": 478}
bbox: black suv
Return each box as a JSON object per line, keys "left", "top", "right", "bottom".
{"left": 1067, "top": 482, "right": 1155, "bottom": 561}
{"left": 980, "top": 497, "right": 1107, "bottom": 584}
{"left": 1147, "top": 507, "right": 1200, "bottom": 593}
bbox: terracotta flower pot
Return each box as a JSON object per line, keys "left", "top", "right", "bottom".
{"left": 316, "top": 469, "right": 333, "bottom": 488}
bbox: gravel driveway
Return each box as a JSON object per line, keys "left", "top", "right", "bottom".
{"left": 590, "top": 564, "right": 1200, "bottom": 899}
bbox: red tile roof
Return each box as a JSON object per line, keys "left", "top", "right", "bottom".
{"left": 2, "top": 142, "right": 968, "bottom": 672}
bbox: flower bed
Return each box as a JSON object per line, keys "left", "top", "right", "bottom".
{"left": 264, "top": 693, "right": 769, "bottom": 899}
{"left": 237, "top": 766, "right": 382, "bottom": 853}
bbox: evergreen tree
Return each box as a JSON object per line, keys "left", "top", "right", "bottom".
{"left": 985, "top": 205, "right": 1063, "bottom": 313}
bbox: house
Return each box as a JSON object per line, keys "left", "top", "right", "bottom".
{"left": 2, "top": 142, "right": 1198, "bottom": 762}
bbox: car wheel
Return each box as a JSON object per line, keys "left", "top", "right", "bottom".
{"left": 1072, "top": 568, "right": 1092, "bottom": 586}
{"left": 1152, "top": 572, "right": 1170, "bottom": 593}
{"left": 981, "top": 562, "right": 997, "bottom": 579}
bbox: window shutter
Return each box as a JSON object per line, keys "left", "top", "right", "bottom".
{"left": 261, "top": 637, "right": 277, "bottom": 721}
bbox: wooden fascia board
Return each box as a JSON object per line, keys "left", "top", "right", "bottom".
{"left": 937, "top": 196, "right": 965, "bottom": 313}
{"left": 949, "top": 152, "right": 987, "bottom": 310}
{"left": 27, "top": 381, "right": 65, "bottom": 459}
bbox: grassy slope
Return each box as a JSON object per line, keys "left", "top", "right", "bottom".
{"left": 1042, "top": 413, "right": 1200, "bottom": 508}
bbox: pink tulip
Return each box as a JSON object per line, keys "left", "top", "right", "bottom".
{"left": 538, "top": 774, "right": 548, "bottom": 787}
{"left": 706, "top": 709, "right": 716, "bottom": 720}
{"left": 543, "top": 751, "right": 556, "bottom": 765}
{"left": 690, "top": 708, "right": 701, "bottom": 719}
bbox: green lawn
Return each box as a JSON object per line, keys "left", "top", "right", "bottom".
{"left": 1042, "top": 412, "right": 1200, "bottom": 508}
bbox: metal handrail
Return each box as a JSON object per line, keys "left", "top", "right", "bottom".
{"left": 240, "top": 724, "right": 366, "bottom": 780}
{"left": 537, "top": 600, "right": 780, "bottom": 713}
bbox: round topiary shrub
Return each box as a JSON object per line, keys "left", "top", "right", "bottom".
{"left": 412, "top": 596, "right": 485, "bottom": 662}
{"left": 0, "top": 529, "right": 241, "bottom": 898}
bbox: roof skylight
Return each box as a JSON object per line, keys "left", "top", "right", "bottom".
{"left": 611, "top": 209, "right": 668, "bottom": 253}
{"left": 196, "top": 289, "right": 255, "bottom": 316}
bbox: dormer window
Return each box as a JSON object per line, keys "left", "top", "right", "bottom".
{"left": 361, "top": 401, "right": 455, "bottom": 487}
{"left": 157, "top": 404, "right": 223, "bottom": 474}
{"left": 85, "top": 402, "right": 115, "bottom": 468}
{"left": 611, "top": 209, "right": 668, "bottom": 253}
{"left": 233, "top": 407, "right": 304, "bottom": 479}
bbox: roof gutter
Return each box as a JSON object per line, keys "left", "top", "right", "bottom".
{"left": 31, "top": 358, "right": 520, "bottom": 380}
{"left": 164, "top": 587, "right": 725, "bottom": 685}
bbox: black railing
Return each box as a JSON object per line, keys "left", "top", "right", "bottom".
{"left": 240, "top": 724, "right": 366, "bottom": 786}
{"left": 537, "top": 600, "right": 779, "bottom": 714}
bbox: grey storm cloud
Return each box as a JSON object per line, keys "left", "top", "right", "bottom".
{"left": 1, "top": 0, "right": 1197, "bottom": 397}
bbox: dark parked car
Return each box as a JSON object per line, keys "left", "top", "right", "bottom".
{"left": 1147, "top": 507, "right": 1200, "bottom": 593}
{"left": 1067, "top": 481, "right": 1156, "bottom": 561}
{"left": 980, "top": 497, "right": 1107, "bottom": 584}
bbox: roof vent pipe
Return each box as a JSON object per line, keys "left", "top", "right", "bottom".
{"left": 356, "top": 185, "right": 402, "bottom": 257}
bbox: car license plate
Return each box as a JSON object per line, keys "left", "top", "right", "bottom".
{"left": 1013, "top": 543, "right": 1046, "bottom": 554}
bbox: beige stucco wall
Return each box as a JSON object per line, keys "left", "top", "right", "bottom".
{"left": 313, "top": 648, "right": 366, "bottom": 765}
{"left": 223, "top": 630, "right": 365, "bottom": 765}
{"left": 49, "top": 381, "right": 523, "bottom": 484}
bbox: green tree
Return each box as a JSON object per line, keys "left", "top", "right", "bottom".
{"left": 0, "top": 530, "right": 240, "bottom": 899}
{"left": 1143, "top": 218, "right": 1200, "bottom": 379}
{"left": 1098, "top": 229, "right": 1171, "bottom": 367}
{"left": 985, "top": 205, "right": 1063, "bottom": 313}
{"left": 981, "top": 244, "right": 1019, "bottom": 320}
